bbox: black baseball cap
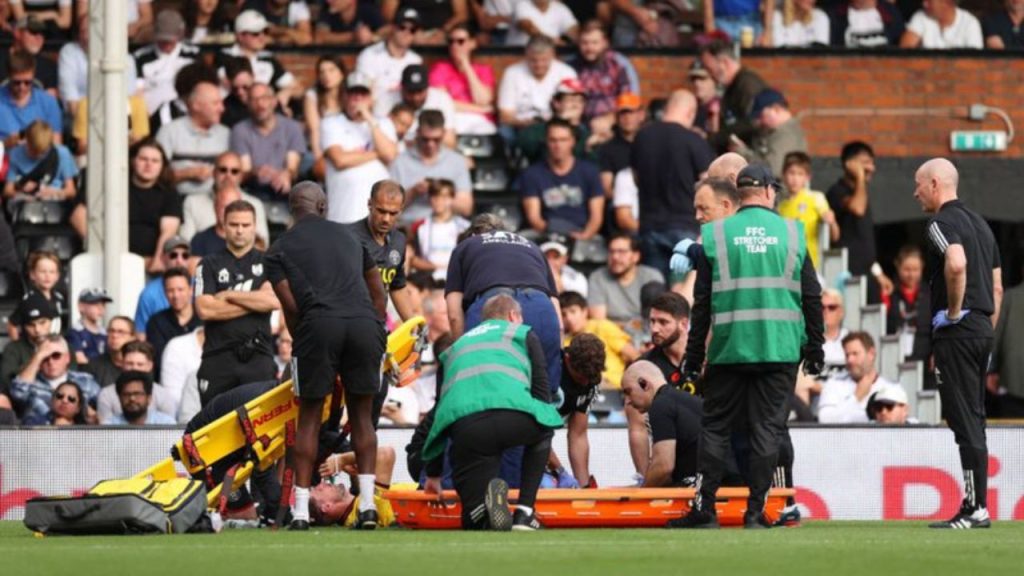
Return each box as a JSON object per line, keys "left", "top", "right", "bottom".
{"left": 750, "top": 88, "right": 787, "bottom": 119}
{"left": 736, "top": 164, "right": 775, "bottom": 189}
{"left": 401, "top": 64, "right": 429, "bottom": 91}
{"left": 395, "top": 6, "right": 421, "bottom": 26}
{"left": 17, "top": 293, "right": 57, "bottom": 325}
{"left": 78, "top": 288, "right": 113, "bottom": 304}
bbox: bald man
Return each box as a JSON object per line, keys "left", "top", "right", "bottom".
{"left": 914, "top": 158, "right": 1002, "bottom": 529}
{"left": 630, "top": 88, "right": 715, "bottom": 281}
{"left": 265, "top": 181, "right": 389, "bottom": 530}
{"left": 707, "top": 152, "right": 748, "bottom": 184}
{"left": 621, "top": 361, "right": 704, "bottom": 490}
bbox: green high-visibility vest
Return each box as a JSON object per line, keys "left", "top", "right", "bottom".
{"left": 702, "top": 206, "right": 807, "bottom": 364}
{"left": 422, "top": 320, "right": 563, "bottom": 462}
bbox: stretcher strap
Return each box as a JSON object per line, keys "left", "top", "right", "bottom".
{"left": 274, "top": 419, "right": 297, "bottom": 529}
{"left": 218, "top": 463, "right": 242, "bottom": 515}
{"left": 235, "top": 406, "right": 272, "bottom": 458}
{"left": 181, "top": 433, "right": 215, "bottom": 489}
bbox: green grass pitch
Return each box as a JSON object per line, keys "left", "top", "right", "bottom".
{"left": 4, "top": 521, "right": 1022, "bottom": 576}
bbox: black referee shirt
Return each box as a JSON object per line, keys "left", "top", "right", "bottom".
{"left": 648, "top": 385, "right": 703, "bottom": 485}
{"left": 925, "top": 199, "right": 1000, "bottom": 339}
{"left": 348, "top": 218, "right": 407, "bottom": 292}
{"left": 196, "top": 247, "right": 272, "bottom": 358}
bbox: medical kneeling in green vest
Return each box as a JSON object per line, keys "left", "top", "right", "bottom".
{"left": 422, "top": 294, "right": 563, "bottom": 531}
{"left": 671, "top": 164, "right": 825, "bottom": 530}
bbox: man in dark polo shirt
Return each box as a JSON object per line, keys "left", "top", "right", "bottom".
{"left": 914, "top": 158, "right": 1002, "bottom": 530}
{"left": 265, "top": 181, "right": 388, "bottom": 531}
{"left": 194, "top": 200, "right": 279, "bottom": 406}
{"left": 145, "top": 267, "right": 202, "bottom": 375}
{"left": 348, "top": 180, "right": 416, "bottom": 321}
{"left": 643, "top": 291, "right": 691, "bottom": 393}
{"left": 621, "top": 361, "right": 703, "bottom": 488}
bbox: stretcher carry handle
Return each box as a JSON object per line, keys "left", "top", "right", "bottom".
{"left": 56, "top": 503, "right": 101, "bottom": 521}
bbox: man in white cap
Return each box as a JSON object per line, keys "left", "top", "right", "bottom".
{"left": 217, "top": 10, "right": 302, "bottom": 110}
{"left": 132, "top": 9, "right": 200, "bottom": 115}
{"left": 355, "top": 7, "right": 423, "bottom": 117}
{"left": 867, "top": 385, "right": 914, "bottom": 425}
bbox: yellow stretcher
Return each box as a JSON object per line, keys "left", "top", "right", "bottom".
{"left": 134, "top": 316, "right": 429, "bottom": 509}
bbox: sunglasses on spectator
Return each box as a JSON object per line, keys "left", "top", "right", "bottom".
{"left": 168, "top": 250, "right": 190, "bottom": 260}
{"left": 9, "top": 79, "right": 33, "bottom": 87}
{"left": 217, "top": 166, "right": 242, "bottom": 174}
{"left": 399, "top": 24, "right": 419, "bottom": 33}
{"left": 824, "top": 304, "right": 841, "bottom": 311}
{"left": 876, "top": 403, "right": 898, "bottom": 412}
{"left": 55, "top": 392, "right": 78, "bottom": 403}
{"left": 241, "top": 30, "right": 265, "bottom": 37}
{"left": 44, "top": 352, "right": 64, "bottom": 362}
{"left": 449, "top": 37, "right": 469, "bottom": 45}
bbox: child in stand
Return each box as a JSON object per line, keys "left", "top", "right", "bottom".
{"left": 777, "top": 151, "right": 839, "bottom": 269}
{"left": 9, "top": 250, "right": 66, "bottom": 340}
{"left": 410, "top": 179, "right": 469, "bottom": 282}
{"left": 68, "top": 288, "right": 113, "bottom": 365}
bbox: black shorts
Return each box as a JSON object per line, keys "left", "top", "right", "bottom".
{"left": 291, "top": 316, "right": 386, "bottom": 400}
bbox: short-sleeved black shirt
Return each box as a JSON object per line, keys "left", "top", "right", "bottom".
{"left": 557, "top": 368, "right": 597, "bottom": 418}
{"left": 648, "top": 385, "right": 704, "bottom": 485}
{"left": 826, "top": 178, "right": 876, "bottom": 276}
{"left": 196, "top": 247, "right": 272, "bottom": 358}
{"left": 982, "top": 10, "right": 1024, "bottom": 49}
{"left": 597, "top": 131, "right": 632, "bottom": 176}
{"left": 925, "top": 199, "right": 1000, "bottom": 340}
{"left": 630, "top": 121, "right": 714, "bottom": 234}
{"left": 265, "top": 215, "right": 378, "bottom": 321}
{"left": 445, "top": 232, "right": 558, "bottom": 309}
{"left": 348, "top": 218, "right": 407, "bottom": 292}
{"left": 129, "top": 182, "right": 183, "bottom": 257}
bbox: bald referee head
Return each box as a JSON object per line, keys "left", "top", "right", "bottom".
{"left": 621, "top": 360, "right": 667, "bottom": 414}
{"left": 289, "top": 181, "right": 327, "bottom": 219}
{"left": 914, "top": 158, "right": 959, "bottom": 214}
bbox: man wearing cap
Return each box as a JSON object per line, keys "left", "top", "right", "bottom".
{"left": 567, "top": 20, "right": 640, "bottom": 126}
{"left": 598, "top": 92, "right": 642, "bottom": 204}
{"left": 541, "top": 237, "right": 588, "bottom": 296}
{"left": 389, "top": 110, "right": 472, "bottom": 225}
{"left": 68, "top": 288, "right": 113, "bottom": 365}
{"left": 1, "top": 294, "right": 60, "bottom": 393}
{"left": 497, "top": 35, "right": 578, "bottom": 139}
{"left": 391, "top": 64, "right": 456, "bottom": 149}
{"left": 146, "top": 267, "right": 202, "bottom": 375}
{"left": 735, "top": 88, "right": 807, "bottom": 177}
{"left": 10, "top": 334, "right": 99, "bottom": 425}
{"left": 321, "top": 71, "right": 399, "bottom": 224}
{"left": 818, "top": 331, "right": 897, "bottom": 423}
{"left": 520, "top": 118, "right": 604, "bottom": 240}
{"left": 672, "top": 163, "right": 823, "bottom": 529}
{"left": 867, "top": 384, "right": 914, "bottom": 424}
{"left": 106, "top": 371, "right": 177, "bottom": 425}
{"left": 135, "top": 236, "right": 191, "bottom": 334}
{"left": 218, "top": 10, "right": 302, "bottom": 110}
{"left": 0, "top": 17, "right": 58, "bottom": 95}
{"left": 515, "top": 77, "right": 594, "bottom": 164}
{"left": 132, "top": 10, "right": 200, "bottom": 116}
{"left": 230, "top": 82, "right": 307, "bottom": 199}
{"left": 355, "top": 7, "right": 424, "bottom": 118}
{"left": 243, "top": 0, "right": 314, "bottom": 46}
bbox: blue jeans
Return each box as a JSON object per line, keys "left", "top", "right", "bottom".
{"left": 466, "top": 287, "right": 562, "bottom": 396}
{"left": 639, "top": 229, "right": 697, "bottom": 284}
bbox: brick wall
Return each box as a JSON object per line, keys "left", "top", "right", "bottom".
{"left": 278, "top": 51, "right": 1024, "bottom": 159}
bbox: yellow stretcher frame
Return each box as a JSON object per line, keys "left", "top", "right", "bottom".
{"left": 135, "top": 316, "right": 429, "bottom": 508}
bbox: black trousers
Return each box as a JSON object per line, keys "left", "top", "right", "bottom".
{"left": 697, "top": 364, "right": 796, "bottom": 514}
{"left": 933, "top": 337, "right": 992, "bottom": 508}
{"left": 449, "top": 410, "right": 553, "bottom": 530}
{"left": 197, "top": 353, "right": 278, "bottom": 407}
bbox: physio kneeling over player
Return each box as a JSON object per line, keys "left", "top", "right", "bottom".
{"left": 422, "top": 294, "right": 563, "bottom": 531}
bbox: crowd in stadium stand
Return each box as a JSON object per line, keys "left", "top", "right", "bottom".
{"left": 0, "top": 0, "right": 1020, "bottom": 429}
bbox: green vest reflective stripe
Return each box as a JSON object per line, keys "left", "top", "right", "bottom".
{"left": 422, "top": 320, "right": 563, "bottom": 461}
{"left": 703, "top": 207, "right": 807, "bottom": 364}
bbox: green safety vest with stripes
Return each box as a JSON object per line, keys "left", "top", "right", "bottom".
{"left": 422, "top": 320, "right": 563, "bottom": 462}
{"left": 702, "top": 206, "right": 808, "bottom": 365}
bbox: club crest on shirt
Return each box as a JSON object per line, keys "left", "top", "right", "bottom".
{"left": 218, "top": 269, "right": 230, "bottom": 283}
{"left": 252, "top": 263, "right": 263, "bottom": 276}
{"left": 388, "top": 250, "right": 401, "bottom": 266}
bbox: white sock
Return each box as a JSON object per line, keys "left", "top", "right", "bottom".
{"left": 292, "top": 487, "right": 310, "bottom": 522}
{"left": 358, "top": 475, "right": 377, "bottom": 513}
{"left": 517, "top": 505, "right": 533, "bottom": 516}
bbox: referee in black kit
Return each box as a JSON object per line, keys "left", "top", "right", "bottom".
{"left": 264, "top": 182, "right": 389, "bottom": 530}
{"left": 913, "top": 158, "right": 1002, "bottom": 529}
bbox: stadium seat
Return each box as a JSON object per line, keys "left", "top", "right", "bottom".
{"left": 570, "top": 236, "right": 608, "bottom": 265}
{"left": 16, "top": 232, "right": 80, "bottom": 262}
{"left": 859, "top": 303, "right": 886, "bottom": 343}
{"left": 842, "top": 276, "right": 866, "bottom": 329}
{"left": 878, "top": 335, "right": 901, "bottom": 382}
{"left": 12, "top": 201, "right": 68, "bottom": 226}
{"left": 265, "top": 201, "right": 291, "bottom": 227}
{"left": 472, "top": 160, "right": 510, "bottom": 194}
{"left": 898, "top": 361, "right": 926, "bottom": 420}
{"left": 0, "top": 270, "right": 20, "bottom": 300}
{"left": 821, "top": 248, "right": 848, "bottom": 291}
{"left": 590, "top": 390, "right": 624, "bottom": 415}
{"left": 456, "top": 134, "right": 499, "bottom": 159}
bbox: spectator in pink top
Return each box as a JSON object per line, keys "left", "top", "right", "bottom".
{"left": 428, "top": 23, "right": 496, "bottom": 136}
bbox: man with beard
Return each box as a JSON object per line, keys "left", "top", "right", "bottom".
{"left": 107, "top": 371, "right": 176, "bottom": 425}
{"left": 643, "top": 291, "right": 692, "bottom": 393}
